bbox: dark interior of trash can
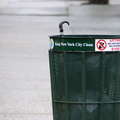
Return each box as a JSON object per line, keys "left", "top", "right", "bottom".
{"left": 49, "top": 35, "right": 120, "bottom": 120}
{"left": 50, "top": 35, "right": 120, "bottom": 39}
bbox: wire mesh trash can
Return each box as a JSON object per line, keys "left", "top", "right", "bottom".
{"left": 49, "top": 23, "right": 120, "bottom": 120}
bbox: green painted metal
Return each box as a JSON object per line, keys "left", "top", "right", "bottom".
{"left": 82, "top": 53, "right": 86, "bottom": 120}
{"left": 49, "top": 35, "right": 120, "bottom": 120}
{"left": 50, "top": 35, "right": 120, "bottom": 52}
{"left": 99, "top": 53, "right": 105, "bottom": 120}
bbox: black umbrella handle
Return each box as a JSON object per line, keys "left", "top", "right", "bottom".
{"left": 59, "top": 21, "right": 70, "bottom": 36}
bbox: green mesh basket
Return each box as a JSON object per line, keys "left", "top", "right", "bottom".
{"left": 49, "top": 35, "right": 120, "bottom": 120}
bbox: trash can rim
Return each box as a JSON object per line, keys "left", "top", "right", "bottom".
{"left": 50, "top": 35, "right": 120, "bottom": 39}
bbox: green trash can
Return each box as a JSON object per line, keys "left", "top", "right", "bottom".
{"left": 49, "top": 21, "right": 120, "bottom": 120}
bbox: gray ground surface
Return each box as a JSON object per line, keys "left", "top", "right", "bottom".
{"left": 0, "top": 0, "right": 120, "bottom": 120}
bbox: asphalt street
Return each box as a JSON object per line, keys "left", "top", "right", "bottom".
{"left": 0, "top": 0, "right": 120, "bottom": 120}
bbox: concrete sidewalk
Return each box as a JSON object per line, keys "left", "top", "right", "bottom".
{"left": 0, "top": 1, "right": 70, "bottom": 120}
{"left": 0, "top": 1, "right": 86, "bottom": 16}
{"left": 69, "top": 5, "right": 120, "bottom": 34}
{"left": 0, "top": 1, "right": 120, "bottom": 120}
{"left": 0, "top": 1, "right": 67, "bottom": 16}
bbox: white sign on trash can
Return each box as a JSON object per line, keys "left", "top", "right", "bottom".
{"left": 95, "top": 39, "right": 120, "bottom": 51}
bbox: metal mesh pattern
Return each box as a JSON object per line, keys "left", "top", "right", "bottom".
{"left": 49, "top": 51, "right": 120, "bottom": 120}
{"left": 108, "top": 81, "right": 115, "bottom": 99}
